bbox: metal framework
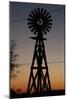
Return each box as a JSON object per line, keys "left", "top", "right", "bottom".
{"left": 27, "top": 8, "right": 52, "bottom": 94}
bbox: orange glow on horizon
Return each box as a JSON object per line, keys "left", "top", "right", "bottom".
{"left": 10, "top": 63, "right": 65, "bottom": 93}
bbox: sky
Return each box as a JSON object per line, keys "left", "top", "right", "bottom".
{"left": 10, "top": 1, "right": 65, "bottom": 93}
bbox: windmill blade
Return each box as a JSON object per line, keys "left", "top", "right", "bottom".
{"left": 28, "top": 22, "right": 33, "bottom": 25}
{"left": 46, "top": 19, "right": 52, "bottom": 22}
{"left": 45, "top": 12, "right": 50, "bottom": 18}
{"left": 31, "top": 27, "right": 36, "bottom": 32}
{"left": 43, "top": 9, "right": 47, "bottom": 16}
{"left": 37, "top": 8, "right": 40, "bottom": 16}
{"left": 29, "top": 24, "right": 34, "bottom": 29}
{"left": 28, "top": 18, "right": 34, "bottom": 21}
{"left": 47, "top": 21, "right": 52, "bottom": 26}
{"left": 31, "top": 11, "right": 36, "bottom": 16}
{"left": 44, "top": 23, "right": 52, "bottom": 29}
{"left": 34, "top": 9, "right": 38, "bottom": 16}
{"left": 34, "top": 30, "right": 37, "bottom": 34}
{"left": 46, "top": 15, "right": 52, "bottom": 20}
{"left": 41, "top": 8, "right": 43, "bottom": 15}
{"left": 46, "top": 25, "right": 51, "bottom": 29}
{"left": 46, "top": 22, "right": 52, "bottom": 26}
{"left": 45, "top": 27, "right": 50, "bottom": 32}
{"left": 29, "top": 14, "right": 35, "bottom": 18}
{"left": 43, "top": 28, "right": 47, "bottom": 34}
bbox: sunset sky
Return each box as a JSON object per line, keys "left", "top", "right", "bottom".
{"left": 10, "top": 2, "right": 65, "bottom": 93}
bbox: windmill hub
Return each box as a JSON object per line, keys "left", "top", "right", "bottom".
{"left": 37, "top": 18, "right": 43, "bottom": 26}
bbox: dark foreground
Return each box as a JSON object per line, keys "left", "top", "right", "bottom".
{"left": 10, "top": 89, "right": 65, "bottom": 99}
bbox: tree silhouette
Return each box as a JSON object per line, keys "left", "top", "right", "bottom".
{"left": 10, "top": 40, "right": 18, "bottom": 78}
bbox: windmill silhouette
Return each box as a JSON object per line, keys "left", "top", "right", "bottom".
{"left": 27, "top": 8, "right": 52, "bottom": 94}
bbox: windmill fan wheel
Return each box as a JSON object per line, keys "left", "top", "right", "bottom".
{"left": 28, "top": 8, "right": 52, "bottom": 35}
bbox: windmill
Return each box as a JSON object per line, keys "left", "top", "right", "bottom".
{"left": 27, "top": 8, "right": 52, "bottom": 94}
